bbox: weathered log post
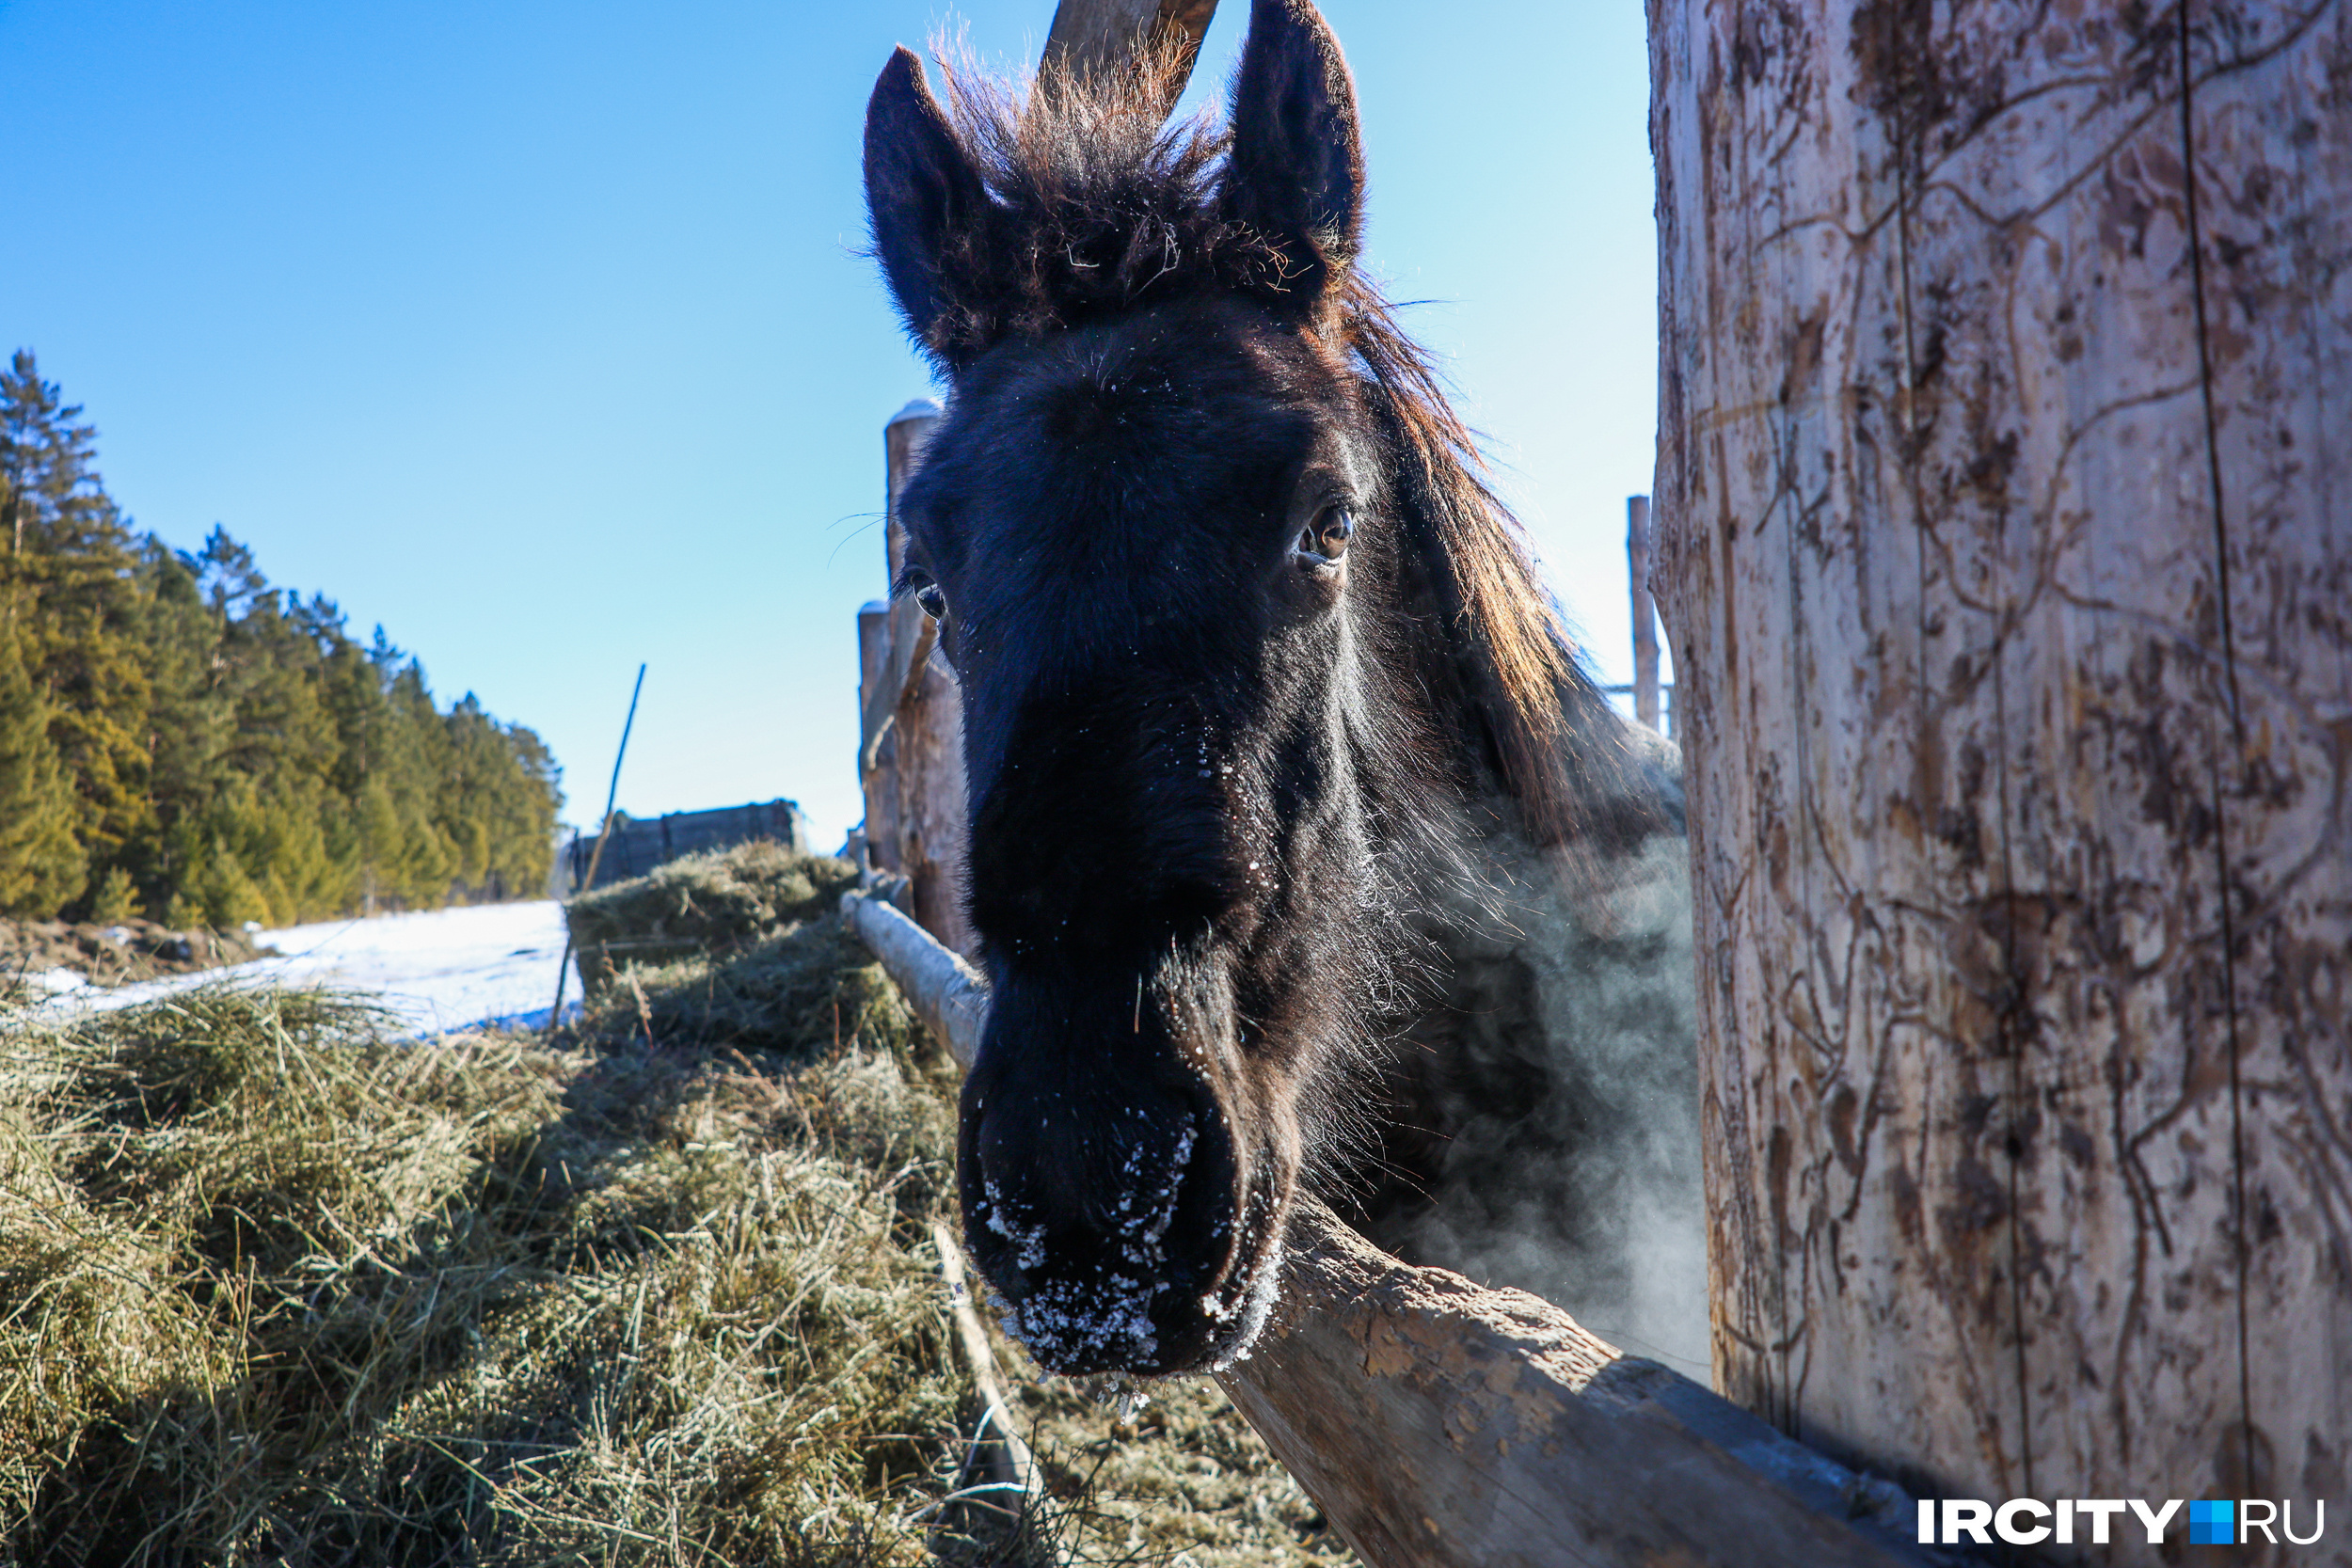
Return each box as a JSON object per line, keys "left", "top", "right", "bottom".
{"left": 1041, "top": 0, "right": 1218, "bottom": 110}
{"left": 1651, "top": 0, "right": 2350, "bottom": 1547}
{"left": 858, "top": 398, "right": 977, "bottom": 955}
{"left": 853, "top": 600, "right": 901, "bottom": 878}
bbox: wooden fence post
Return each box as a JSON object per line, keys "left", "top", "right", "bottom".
{"left": 854, "top": 600, "right": 902, "bottom": 879}
{"left": 1652, "top": 0, "right": 2351, "bottom": 1540}
{"left": 858, "top": 398, "right": 977, "bottom": 956}
{"left": 1041, "top": 0, "right": 1217, "bottom": 114}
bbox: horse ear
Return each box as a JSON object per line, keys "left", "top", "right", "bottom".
{"left": 865, "top": 47, "right": 986, "bottom": 356}
{"left": 1223, "top": 0, "right": 1364, "bottom": 294}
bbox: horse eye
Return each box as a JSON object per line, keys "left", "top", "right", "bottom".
{"left": 1295, "top": 506, "right": 1353, "bottom": 565}
{"left": 915, "top": 583, "right": 947, "bottom": 620}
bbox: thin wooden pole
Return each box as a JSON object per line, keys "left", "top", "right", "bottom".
{"left": 545, "top": 662, "right": 646, "bottom": 1037}
{"left": 1628, "top": 494, "right": 1660, "bottom": 734}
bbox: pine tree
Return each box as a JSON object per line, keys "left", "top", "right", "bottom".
{"left": 85, "top": 866, "right": 136, "bottom": 926}
{"left": 0, "top": 619, "right": 86, "bottom": 915}
{"left": 438, "top": 694, "right": 560, "bottom": 899}
{"left": 130, "top": 538, "right": 234, "bottom": 911}
{"left": 0, "top": 352, "right": 155, "bottom": 889}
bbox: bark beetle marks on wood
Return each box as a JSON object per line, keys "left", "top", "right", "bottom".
{"left": 1655, "top": 0, "right": 2351, "bottom": 1520}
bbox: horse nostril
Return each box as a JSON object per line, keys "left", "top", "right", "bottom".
{"left": 972, "top": 1104, "right": 1206, "bottom": 1274}
{"left": 976, "top": 1175, "right": 1048, "bottom": 1281}
{"left": 969, "top": 1113, "right": 1052, "bottom": 1289}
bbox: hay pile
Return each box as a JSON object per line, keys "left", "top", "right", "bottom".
{"left": 565, "top": 842, "right": 862, "bottom": 998}
{"left": 0, "top": 842, "right": 1346, "bottom": 1567}
{"left": 0, "top": 984, "right": 956, "bottom": 1565}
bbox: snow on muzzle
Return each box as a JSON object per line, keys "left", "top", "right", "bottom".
{"left": 957, "top": 1048, "right": 1274, "bottom": 1377}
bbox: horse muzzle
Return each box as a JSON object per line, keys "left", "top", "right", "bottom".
{"left": 955, "top": 992, "right": 1287, "bottom": 1375}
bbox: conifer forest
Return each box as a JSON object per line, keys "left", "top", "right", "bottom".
{"left": 0, "top": 350, "right": 562, "bottom": 926}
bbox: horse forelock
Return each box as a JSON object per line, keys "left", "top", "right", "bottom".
{"left": 914, "top": 47, "right": 1291, "bottom": 362}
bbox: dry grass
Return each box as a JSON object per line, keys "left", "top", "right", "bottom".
{"left": 0, "top": 843, "right": 1349, "bottom": 1568}
{"left": 924, "top": 1375, "right": 1344, "bottom": 1568}
{"left": 0, "top": 916, "right": 261, "bottom": 999}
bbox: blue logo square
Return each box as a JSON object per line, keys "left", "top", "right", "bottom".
{"left": 2189, "top": 1499, "right": 2234, "bottom": 1544}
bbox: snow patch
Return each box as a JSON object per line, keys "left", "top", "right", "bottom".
{"left": 38, "top": 900, "right": 577, "bottom": 1037}
{"left": 24, "top": 968, "right": 88, "bottom": 997}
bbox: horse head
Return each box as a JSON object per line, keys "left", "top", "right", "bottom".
{"left": 862, "top": 0, "right": 1663, "bottom": 1376}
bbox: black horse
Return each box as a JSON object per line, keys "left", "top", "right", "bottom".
{"left": 864, "top": 0, "right": 1700, "bottom": 1380}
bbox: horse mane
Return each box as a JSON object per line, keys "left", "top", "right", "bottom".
{"left": 1337, "top": 285, "right": 1667, "bottom": 855}
{"left": 911, "top": 51, "right": 1672, "bottom": 855}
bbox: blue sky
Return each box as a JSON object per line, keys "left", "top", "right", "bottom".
{"left": 0, "top": 0, "right": 1660, "bottom": 847}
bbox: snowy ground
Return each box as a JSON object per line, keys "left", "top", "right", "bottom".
{"left": 40, "top": 901, "right": 579, "bottom": 1037}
